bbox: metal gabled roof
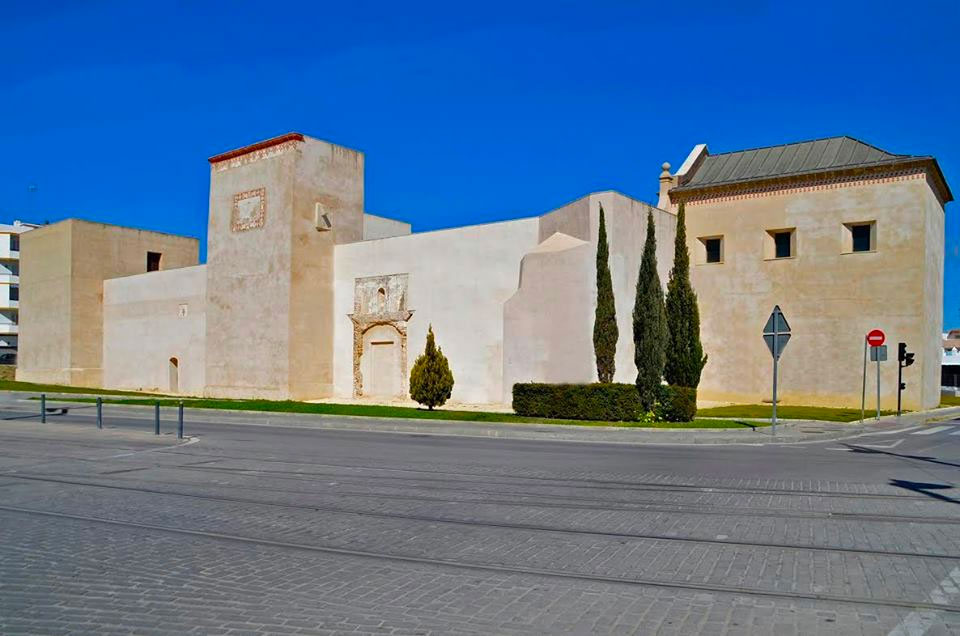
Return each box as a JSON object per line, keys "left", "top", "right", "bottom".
{"left": 677, "top": 136, "right": 914, "bottom": 189}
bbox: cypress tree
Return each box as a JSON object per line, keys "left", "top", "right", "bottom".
{"left": 633, "top": 210, "right": 668, "bottom": 410}
{"left": 409, "top": 324, "right": 455, "bottom": 410}
{"left": 593, "top": 204, "right": 618, "bottom": 383}
{"left": 664, "top": 204, "right": 707, "bottom": 387}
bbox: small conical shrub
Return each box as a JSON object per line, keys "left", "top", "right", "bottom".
{"left": 409, "top": 325, "right": 455, "bottom": 410}
{"left": 593, "top": 203, "right": 618, "bottom": 383}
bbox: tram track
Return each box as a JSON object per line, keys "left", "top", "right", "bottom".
{"left": 4, "top": 471, "right": 958, "bottom": 560}
{"left": 1, "top": 503, "right": 957, "bottom": 615}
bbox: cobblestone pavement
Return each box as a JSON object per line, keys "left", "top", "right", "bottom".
{"left": 1, "top": 407, "right": 959, "bottom": 635}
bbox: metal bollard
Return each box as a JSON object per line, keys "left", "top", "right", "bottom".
{"left": 154, "top": 401, "right": 160, "bottom": 435}
{"left": 41, "top": 393, "right": 46, "bottom": 423}
{"left": 177, "top": 401, "right": 184, "bottom": 439}
{"left": 96, "top": 397, "right": 103, "bottom": 429}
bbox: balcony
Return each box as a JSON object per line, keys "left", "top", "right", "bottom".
{"left": 0, "top": 246, "right": 18, "bottom": 260}
{"left": 0, "top": 273, "right": 19, "bottom": 284}
{"left": 0, "top": 300, "right": 18, "bottom": 310}
{"left": 0, "top": 324, "right": 17, "bottom": 335}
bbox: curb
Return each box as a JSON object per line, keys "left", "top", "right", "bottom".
{"left": 11, "top": 393, "right": 960, "bottom": 447}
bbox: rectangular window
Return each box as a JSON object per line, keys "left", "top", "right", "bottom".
{"left": 773, "top": 231, "right": 792, "bottom": 258}
{"left": 704, "top": 237, "right": 723, "bottom": 263}
{"left": 851, "top": 224, "right": 871, "bottom": 252}
{"left": 9, "top": 285, "right": 18, "bottom": 301}
{"left": 844, "top": 221, "right": 876, "bottom": 253}
{"left": 9, "top": 235, "right": 19, "bottom": 251}
{"left": 147, "top": 252, "right": 162, "bottom": 272}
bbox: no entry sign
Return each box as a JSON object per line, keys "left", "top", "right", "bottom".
{"left": 867, "top": 329, "right": 886, "bottom": 347}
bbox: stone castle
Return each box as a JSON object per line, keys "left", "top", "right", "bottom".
{"left": 18, "top": 132, "right": 952, "bottom": 409}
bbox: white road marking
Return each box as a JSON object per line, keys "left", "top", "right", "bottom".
{"left": 106, "top": 435, "right": 199, "bottom": 458}
{"left": 950, "top": 429, "right": 960, "bottom": 436}
{"left": 911, "top": 426, "right": 952, "bottom": 436}
{"left": 857, "top": 439, "right": 904, "bottom": 449}
{"left": 865, "top": 426, "right": 920, "bottom": 436}
{"left": 888, "top": 567, "right": 960, "bottom": 635}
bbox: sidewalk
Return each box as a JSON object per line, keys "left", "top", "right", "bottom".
{"left": 19, "top": 391, "right": 960, "bottom": 446}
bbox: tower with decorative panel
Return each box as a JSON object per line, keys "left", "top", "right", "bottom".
{"left": 204, "top": 133, "right": 364, "bottom": 399}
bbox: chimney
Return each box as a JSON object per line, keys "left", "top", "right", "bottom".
{"left": 657, "top": 162, "right": 676, "bottom": 210}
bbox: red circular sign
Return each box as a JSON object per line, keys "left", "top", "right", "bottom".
{"left": 866, "top": 329, "right": 885, "bottom": 346}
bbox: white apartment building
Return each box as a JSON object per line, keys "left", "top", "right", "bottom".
{"left": 0, "top": 221, "right": 40, "bottom": 362}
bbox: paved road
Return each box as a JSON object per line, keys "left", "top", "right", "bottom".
{"left": 0, "top": 397, "right": 958, "bottom": 635}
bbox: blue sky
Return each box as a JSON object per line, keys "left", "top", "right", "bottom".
{"left": 1, "top": 1, "right": 957, "bottom": 325}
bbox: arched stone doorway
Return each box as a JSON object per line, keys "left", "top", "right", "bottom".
{"left": 348, "top": 274, "right": 413, "bottom": 398}
{"left": 360, "top": 324, "right": 402, "bottom": 398}
{"left": 169, "top": 357, "right": 179, "bottom": 393}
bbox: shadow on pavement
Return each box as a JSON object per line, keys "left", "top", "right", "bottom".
{"left": 889, "top": 479, "right": 959, "bottom": 504}
{"left": 841, "top": 443, "right": 960, "bottom": 469}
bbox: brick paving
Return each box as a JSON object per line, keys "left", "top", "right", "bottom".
{"left": 0, "top": 416, "right": 958, "bottom": 634}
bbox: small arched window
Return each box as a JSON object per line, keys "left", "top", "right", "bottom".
{"left": 377, "top": 288, "right": 386, "bottom": 312}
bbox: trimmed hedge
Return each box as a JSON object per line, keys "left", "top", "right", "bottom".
{"left": 658, "top": 385, "right": 698, "bottom": 422}
{"left": 513, "top": 383, "right": 642, "bottom": 421}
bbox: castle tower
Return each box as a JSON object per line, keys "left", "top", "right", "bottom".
{"left": 204, "top": 133, "right": 364, "bottom": 399}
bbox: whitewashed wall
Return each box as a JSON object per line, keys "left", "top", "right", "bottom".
{"left": 333, "top": 218, "right": 540, "bottom": 404}
{"left": 103, "top": 265, "right": 206, "bottom": 394}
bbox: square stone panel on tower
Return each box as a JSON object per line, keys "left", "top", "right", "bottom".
{"left": 232, "top": 188, "right": 266, "bottom": 232}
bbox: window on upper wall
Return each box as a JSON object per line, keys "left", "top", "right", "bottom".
{"left": 843, "top": 221, "right": 876, "bottom": 253}
{"left": 9, "top": 285, "right": 18, "bottom": 301}
{"left": 774, "top": 231, "right": 792, "bottom": 258}
{"left": 9, "top": 234, "right": 19, "bottom": 251}
{"left": 698, "top": 236, "right": 724, "bottom": 264}
{"left": 765, "top": 228, "right": 796, "bottom": 260}
{"left": 147, "top": 252, "right": 162, "bottom": 272}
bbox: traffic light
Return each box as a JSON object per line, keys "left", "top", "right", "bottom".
{"left": 898, "top": 343, "right": 915, "bottom": 367}
{"left": 896, "top": 342, "right": 914, "bottom": 417}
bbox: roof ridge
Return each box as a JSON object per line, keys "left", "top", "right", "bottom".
{"left": 704, "top": 135, "right": 909, "bottom": 159}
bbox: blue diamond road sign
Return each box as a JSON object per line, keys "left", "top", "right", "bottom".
{"left": 762, "top": 305, "right": 791, "bottom": 360}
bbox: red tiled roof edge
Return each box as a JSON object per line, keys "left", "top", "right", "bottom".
{"left": 208, "top": 132, "right": 305, "bottom": 164}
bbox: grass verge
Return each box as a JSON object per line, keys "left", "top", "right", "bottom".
{"left": 939, "top": 393, "right": 960, "bottom": 407}
{"left": 0, "top": 380, "right": 164, "bottom": 397}
{"left": 697, "top": 404, "right": 896, "bottom": 422}
{"left": 45, "top": 396, "right": 768, "bottom": 429}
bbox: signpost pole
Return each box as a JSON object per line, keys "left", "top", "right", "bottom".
{"left": 897, "top": 353, "right": 903, "bottom": 418}
{"left": 875, "top": 352, "right": 881, "bottom": 421}
{"left": 860, "top": 336, "right": 867, "bottom": 429}
{"left": 771, "top": 312, "right": 778, "bottom": 435}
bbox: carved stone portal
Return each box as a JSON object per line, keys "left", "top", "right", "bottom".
{"left": 349, "top": 274, "right": 413, "bottom": 398}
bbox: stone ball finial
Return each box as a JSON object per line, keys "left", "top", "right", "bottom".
{"left": 662, "top": 162, "right": 671, "bottom": 171}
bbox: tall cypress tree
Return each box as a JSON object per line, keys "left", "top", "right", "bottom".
{"left": 664, "top": 204, "right": 707, "bottom": 387}
{"left": 593, "top": 204, "right": 618, "bottom": 383}
{"left": 633, "top": 211, "right": 667, "bottom": 410}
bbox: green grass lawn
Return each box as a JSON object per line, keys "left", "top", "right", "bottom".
{"left": 696, "top": 403, "right": 896, "bottom": 422}
{"left": 45, "top": 396, "right": 768, "bottom": 430}
{"left": 0, "top": 379, "right": 164, "bottom": 397}
{"left": 4, "top": 377, "right": 917, "bottom": 424}
{"left": 939, "top": 393, "right": 960, "bottom": 407}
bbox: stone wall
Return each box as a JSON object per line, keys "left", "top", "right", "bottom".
{"left": 103, "top": 265, "right": 206, "bottom": 394}
{"left": 334, "top": 217, "right": 541, "bottom": 404}
{"left": 503, "top": 192, "right": 677, "bottom": 400}
{"left": 17, "top": 219, "right": 198, "bottom": 387}
{"left": 683, "top": 173, "right": 944, "bottom": 409}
